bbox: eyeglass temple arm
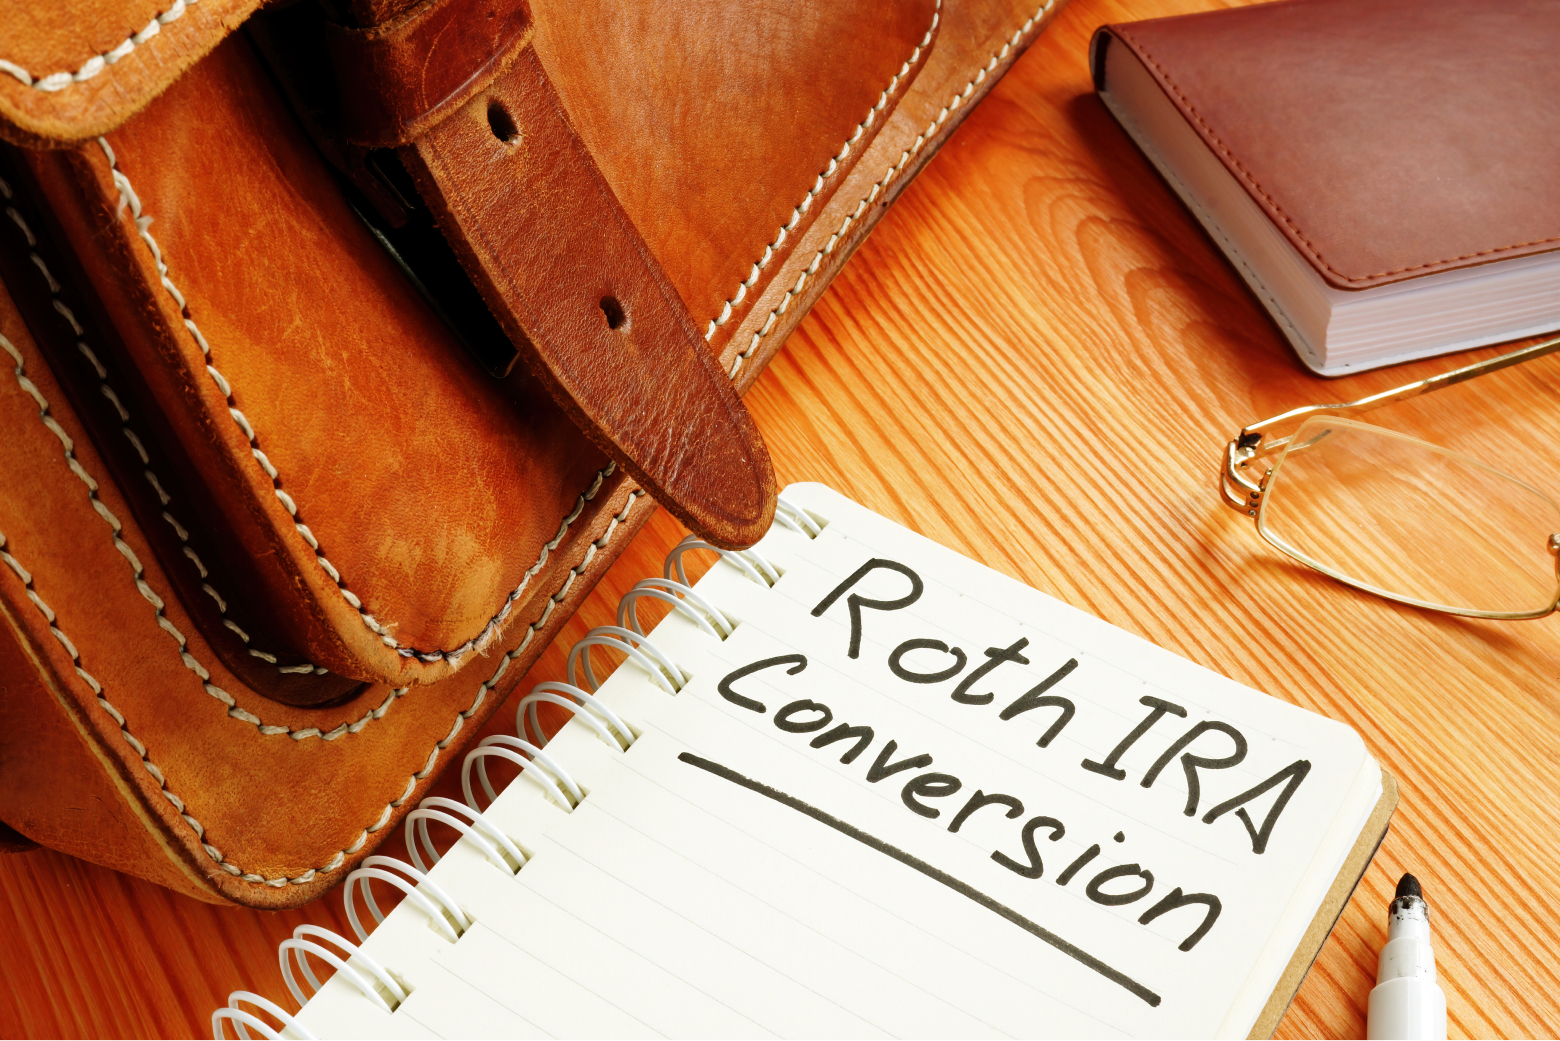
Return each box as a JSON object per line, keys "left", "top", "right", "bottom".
{"left": 1221, "top": 334, "right": 1560, "bottom": 511}
{"left": 1240, "top": 334, "right": 1560, "bottom": 455}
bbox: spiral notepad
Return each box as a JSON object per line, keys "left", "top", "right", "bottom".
{"left": 218, "top": 484, "right": 1395, "bottom": 1040}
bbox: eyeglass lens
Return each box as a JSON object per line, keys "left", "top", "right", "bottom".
{"left": 1256, "top": 417, "right": 1560, "bottom": 616}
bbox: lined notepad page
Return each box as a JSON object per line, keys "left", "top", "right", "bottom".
{"left": 297, "top": 484, "right": 1380, "bottom": 1040}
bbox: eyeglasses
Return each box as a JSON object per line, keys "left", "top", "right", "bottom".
{"left": 1220, "top": 335, "right": 1560, "bottom": 619}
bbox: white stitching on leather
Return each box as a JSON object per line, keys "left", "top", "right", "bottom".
{"left": 96, "top": 137, "right": 614, "bottom": 670}
{"left": 704, "top": 1, "right": 941, "bottom": 343}
{"left": 0, "top": 523, "right": 391, "bottom": 885}
{"left": 728, "top": 0, "right": 1056, "bottom": 379}
{"left": 0, "top": 183, "right": 327, "bottom": 682}
{"left": 0, "top": 528, "right": 236, "bottom": 863}
{"left": 0, "top": 490, "right": 640, "bottom": 887}
{"left": 0, "top": 0, "right": 199, "bottom": 93}
{"left": 0, "top": 322, "right": 429, "bottom": 740}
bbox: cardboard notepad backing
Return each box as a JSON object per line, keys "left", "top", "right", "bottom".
{"left": 249, "top": 484, "right": 1395, "bottom": 1039}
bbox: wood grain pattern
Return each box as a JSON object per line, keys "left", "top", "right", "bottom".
{"left": 4, "top": 0, "right": 1559, "bottom": 1036}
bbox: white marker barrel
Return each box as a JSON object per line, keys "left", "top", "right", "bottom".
{"left": 1366, "top": 886, "right": 1447, "bottom": 1040}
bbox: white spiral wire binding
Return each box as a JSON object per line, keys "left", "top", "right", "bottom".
{"left": 344, "top": 855, "right": 471, "bottom": 944}
{"left": 663, "top": 534, "right": 780, "bottom": 587}
{"left": 774, "top": 493, "right": 822, "bottom": 538}
{"left": 618, "top": 576, "right": 735, "bottom": 639}
{"left": 463, "top": 733, "right": 583, "bottom": 810}
{"left": 407, "top": 796, "right": 526, "bottom": 874}
{"left": 568, "top": 624, "right": 687, "bottom": 694}
{"left": 218, "top": 526, "right": 770, "bottom": 1037}
{"left": 515, "top": 680, "right": 635, "bottom": 750}
{"left": 212, "top": 992, "right": 314, "bottom": 1040}
{"left": 280, "top": 926, "right": 406, "bottom": 1012}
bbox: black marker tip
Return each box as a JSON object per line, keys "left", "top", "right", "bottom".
{"left": 1395, "top": 873, "right": 1422, "bottom": 901}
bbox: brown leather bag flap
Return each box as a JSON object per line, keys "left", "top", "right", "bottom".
{"left": 0, "top": 0, "right": 262, "bottom": 147}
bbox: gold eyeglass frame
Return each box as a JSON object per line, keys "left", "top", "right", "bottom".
{"left": 1220, "top": 334, "right": 1560, "bottom": 620}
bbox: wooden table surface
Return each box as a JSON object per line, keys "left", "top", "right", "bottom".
{"left": 5, "top": 0, "right": 1560, "bottom": 1036}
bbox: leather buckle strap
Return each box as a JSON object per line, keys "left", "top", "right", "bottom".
{"left": 401, "top": 45, "right": 776, "bottom": 548}
{"left": 301, "top": 0, "right": 784, "bottom": 547}
{"left": 326, "top": 0, "right": 535, "bottom": 148}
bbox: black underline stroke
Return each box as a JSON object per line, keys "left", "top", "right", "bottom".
{"left": 677, "top": 752, "right": 1161, "bottom": 1008}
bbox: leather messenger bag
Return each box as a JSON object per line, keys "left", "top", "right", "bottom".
{"left": 0, "top": 0, "right": 1066, "bottom": 906}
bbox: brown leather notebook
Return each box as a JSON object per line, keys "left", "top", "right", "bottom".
{"left": 1091, "top": 0, "right": 1560, "bottom": 375}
